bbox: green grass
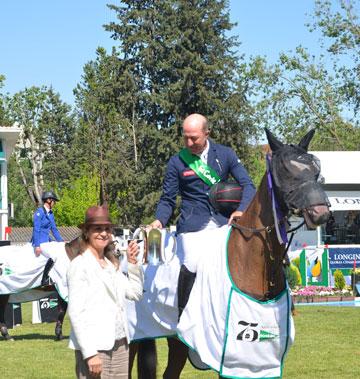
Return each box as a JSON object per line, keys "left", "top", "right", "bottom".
{"left": 0, "top": 303, "right": 359, "bottom": 378}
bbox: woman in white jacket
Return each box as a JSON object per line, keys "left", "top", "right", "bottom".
{"left": 67, "top": 205, "right": 144, "bottom": 378}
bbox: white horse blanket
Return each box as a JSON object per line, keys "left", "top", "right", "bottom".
{"left": 127, "top": 225, "right": 295, "bottom": 378}
{"left": 0, "top": 228, "right": 294, "bottom": 377}
{"left": 0, "top": 242, "right": 69, "bottom": 302}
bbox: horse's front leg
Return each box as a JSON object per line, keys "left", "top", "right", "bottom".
{"left": 0, "top": 294, "right": 13, "bottom": 341}
{"left": 129, "top": 340, "right": 157, "bottom": 379}
{"left": 163, "top": 337, "right": 188, "bottom": 379}
{"left": 128, "top": 342, "right": 138, "bottom": 379}
{"left": 55, "top": 294, "right": 67, "bottom": 341}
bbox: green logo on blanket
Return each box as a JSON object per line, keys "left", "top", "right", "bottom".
{"left": 40, "top": 298, "right": 58, "bottom": 309}
{"left": 0, "top": 264, "right": 13, "bottom": 276}
{"left": 237, "top": 321, "right": 278, "bottom": 342}
{"left": 259, "top": 330, "right": 278, "bottom": 341}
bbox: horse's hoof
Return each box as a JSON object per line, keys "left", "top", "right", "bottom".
{"left": 0, "top": 326, "right": 14, "bottom": 341}
{"left": 55, "top": 322, "right": 63, "bottom": 341}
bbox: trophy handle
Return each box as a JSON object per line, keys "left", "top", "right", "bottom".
{"left": 133, "top": 226, "right": 148, "bottom": 264}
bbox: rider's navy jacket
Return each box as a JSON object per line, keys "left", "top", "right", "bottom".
{"left": 155, "top": 140, "right": 256, "bottom": 234}
{"left": 31, "top": 206, "right": 63, "bottom": 247}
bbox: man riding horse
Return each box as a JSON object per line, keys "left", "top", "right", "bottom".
{"left": 148, "top": 113, "right": 256, "bottom": 378}
{"left": 130, "top": 127, "right": 329, "bottom": 379}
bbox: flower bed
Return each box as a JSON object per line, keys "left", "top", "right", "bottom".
{"left": 291, "top": 286, "right": 354, "bottom": 303}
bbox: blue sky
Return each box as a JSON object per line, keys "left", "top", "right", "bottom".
{"left": 0, "top": 0, "right": 321, "bottom": 105}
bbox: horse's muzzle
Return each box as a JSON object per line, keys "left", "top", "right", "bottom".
{"left": 303, "top": 204, "right": 330, "bottom": 230}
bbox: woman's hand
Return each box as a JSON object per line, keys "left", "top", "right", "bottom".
{"left": 127, "top": 240, "right": 139, "bottom": 264}
{"left": 35, "top": 247, "right": 42, "bottom": 257}
{"left": 86, "top": 354, "right": 102, "bottom": 377}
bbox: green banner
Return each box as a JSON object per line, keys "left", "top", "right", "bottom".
{"left": 179, "top": 148, "right": 220, "bottom": 186}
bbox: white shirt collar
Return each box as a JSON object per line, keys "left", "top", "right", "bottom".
{"left": 197, "top": 140, "right": 209, "bottom": 163}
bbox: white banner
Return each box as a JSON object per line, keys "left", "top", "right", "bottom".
{"left": 328, "top": 196, "right": 360, "bottom": 211}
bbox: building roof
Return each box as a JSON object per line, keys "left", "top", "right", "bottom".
{"left": 0, "top": 125, "right": 22, "bottom": 160}
{"left": 8, "top": 226, "right": 81, "bottom": 245}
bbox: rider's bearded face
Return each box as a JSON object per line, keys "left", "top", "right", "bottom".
{"left": 183, "top": 121, "right": 209, "bottom": 155}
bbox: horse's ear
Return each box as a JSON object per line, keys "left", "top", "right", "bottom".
{"left": 298, "top": 129, "right": 315, "bottom": 151}
{"left": 265, "top": 128, "right": 284, "bottom": 152}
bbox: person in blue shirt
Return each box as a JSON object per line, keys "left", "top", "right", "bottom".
{"left": 149, "top": 113, "right": 256, "bottom": 377}
{"left": 32, "top": 190, "right": 63, "bottom": 257}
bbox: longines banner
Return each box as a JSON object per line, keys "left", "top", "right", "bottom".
{"left": 328, "top": 247, "right": 360, "bottom": 269}
{"left": 328, "top": 196, "right": 360, "bottom": 210}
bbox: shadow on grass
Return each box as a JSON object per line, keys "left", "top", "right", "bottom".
{"left": 1, "top": 334, "right": 69, "bottom": 341}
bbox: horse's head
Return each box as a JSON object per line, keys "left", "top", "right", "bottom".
{"left": 265, "top": 128, "right": 330, "bottom": 229}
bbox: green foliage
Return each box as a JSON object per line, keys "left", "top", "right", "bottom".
{"left": 0, "top": 74, "right": 7, "bottom": 124}
{"left": 285, "top": 263, "right": 302, "bottom": 288}
{"left": 247, "top": 0, "right": 360, "bottom": 150}
{"left": 334, "top": 269, "right": 346, "bottom": 290}
{"left": 54, "top": 173, "right": 100, "bottom": 226}
{"left": 7, "top": 157, "right": 34, "bottom": 227}
{"left": 7, "top": 0, "right": 360, "bottom": 228}
{"left": 292, "top": 256, "right": 301, "bottom": 271}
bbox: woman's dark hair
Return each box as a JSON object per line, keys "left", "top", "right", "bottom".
{"left": 67, "top": 227, "right": 119, "bottom": 269}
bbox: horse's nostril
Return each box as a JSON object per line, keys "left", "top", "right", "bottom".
{"left": 316, "top": 212, "right": 330, "bottom": 225}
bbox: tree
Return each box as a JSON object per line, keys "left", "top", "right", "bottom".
{"left": 75, "top": 0, "right": 259, "bottom": 226}
{"left": 7, "top": 156, "right": 34, "bottom": 227}
{"left": 4, "top": 86, "right": 75, "bottom": 206}
{"left": 246, "top": 0, "right": 360, "bottom": 150}
{"left": 55, "top": 172, "right": 101, "bottom": 226}
{"left": 310, "top": 0, "right": 360, "bottom": 114}
{"left": 0, "top": 75, "right": 7, "bottom": 124}
{"left": 334, "top": 269, "right": 346, "bottom": 290}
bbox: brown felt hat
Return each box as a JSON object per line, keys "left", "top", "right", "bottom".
{"left": 78, "top": 205, "right": 116, "bottom": 229}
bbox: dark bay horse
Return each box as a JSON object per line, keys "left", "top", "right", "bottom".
{"left": 0, "top": 289, "right": 67, "bottom": 341}
{"left": 132, "top": 128, "right": 330, "bottom": 378}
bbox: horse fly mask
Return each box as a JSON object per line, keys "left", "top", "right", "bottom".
{"left": 269, "top": 144, "right": 330, "bottom": 228}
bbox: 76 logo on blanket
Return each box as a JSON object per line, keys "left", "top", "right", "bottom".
{"left": 237, "top": 321, "right": 259, "bottom": 342}
{"left": 237, "top": 320, "right": 278, "bottom": 342}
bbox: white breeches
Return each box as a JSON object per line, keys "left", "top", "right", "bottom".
{"left": 178, "top": 219, "right": 220, "bottom": 273}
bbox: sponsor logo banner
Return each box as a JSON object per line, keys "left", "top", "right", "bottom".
{"left": 328, "top": 247, "right": 360, "bottom": 269}
{"left": 328, "top": 196, "right": 360, "bottom": 210}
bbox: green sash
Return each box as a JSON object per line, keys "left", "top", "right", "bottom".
{"left": 179, "top": 148, "right": 221, "bottom": 186}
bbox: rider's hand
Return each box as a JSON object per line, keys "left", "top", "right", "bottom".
{"left": 228, "top": 211, "right": 243, "bottom": 225}
{"left": 35, "top": 247, "right": 42, "bottom": 257}
{"left": 127, "top": 240, "right": 139, "bottom": 264}
{"left": 87, "top": 354, "right": 102, "bottom": 377}
{"left": 148, "top": 219, "right": 163, "bottom": 230}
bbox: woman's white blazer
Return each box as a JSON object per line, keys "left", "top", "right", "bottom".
{"left": 67, "top": 249, "right": 144, "bottom": 359}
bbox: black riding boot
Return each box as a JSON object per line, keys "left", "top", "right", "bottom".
{"left": 177, "top": 265, "right": 197, "bottom": 321}
{"left": 41, "top": 258, "right": 55, "bottom": 287}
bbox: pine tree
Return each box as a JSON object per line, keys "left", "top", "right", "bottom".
{"left": 76, "top": 0, "right": 257, "bottom": 225}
